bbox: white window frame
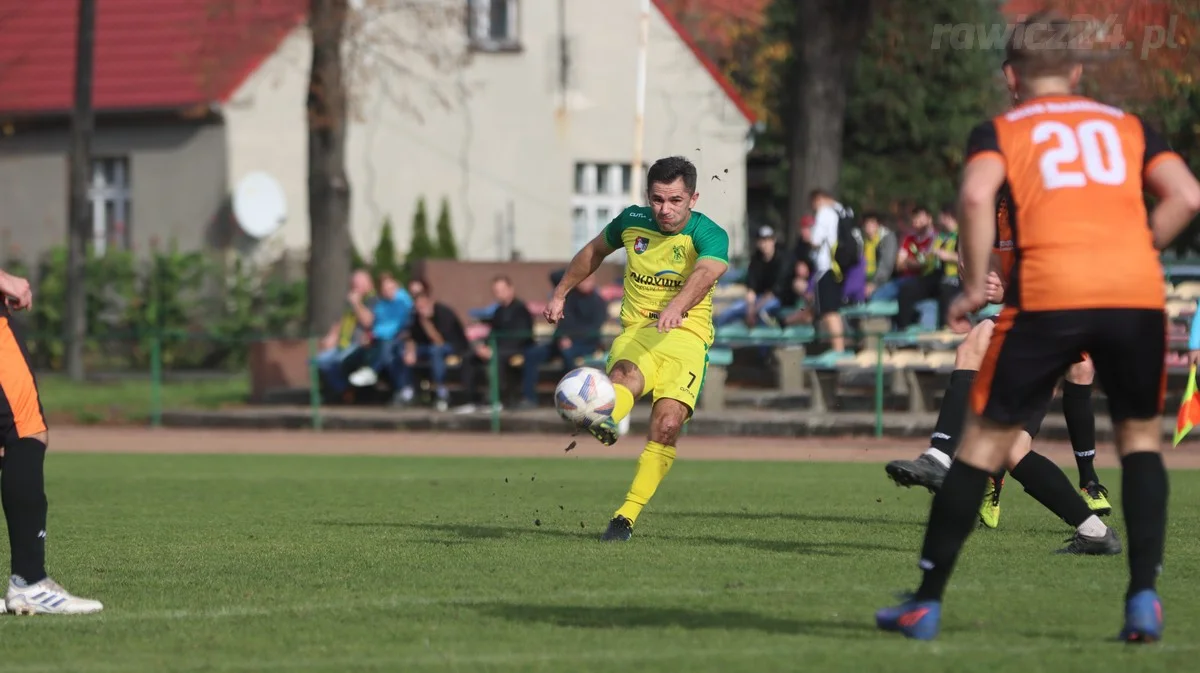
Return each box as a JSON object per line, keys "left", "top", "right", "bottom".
{"left": 468, "top": 0, "right": 520, "bottom": 51}
{"left": 89, "top": 157, "right": 131, "bottom": 256}
{"left": 571, "top": 162, "right": 632, "bottom": 263}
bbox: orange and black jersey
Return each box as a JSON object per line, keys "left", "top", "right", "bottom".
{"left": 966, "top": 95, "right": 1181, "bottom": 311}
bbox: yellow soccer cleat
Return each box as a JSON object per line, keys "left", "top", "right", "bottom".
{"left": 979, "top": 475, "right": 1003, "bottom": 529}
{"left": 1081, "top": 481, "right": 1113, "bottom": 517}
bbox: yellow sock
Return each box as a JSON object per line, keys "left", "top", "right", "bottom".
{"left": 614, "top": 441, "right": 676, "bottom": 525}
{"left": 612, "top": 384, "right": 635, "bottom": 423}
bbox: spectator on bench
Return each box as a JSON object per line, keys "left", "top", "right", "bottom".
{"left": 717, "top": 225, "right": 785, "bottom": 327}
{"left": 892, "top": 206, "right": 939, "bottom": 329}
{"left": 457, "top": 275, "right": 534, "bottom": 413}
{"left": 348, "top": 272, "right": 414, "bottom": 388}
{"left": 775, "top": 257, "right": 814, "bottom": 326}
{"left": 896, "top": 204, "right": 959, "bottom": 329}
{"left": 861, "top": 212, "right": 897, "bottom": 300}
{"left": 314, "top": 269, "right": 375, "bottom": 400}
{"left": 393, "top": 287, "right": 467, "bottom": 410}
{"left": 874, "top": 207, "right": 933, "bottom": 304}
{"left": 518, "top": 273, "right": 608, "bottom": 409}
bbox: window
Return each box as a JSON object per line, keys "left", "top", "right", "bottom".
{"left": 571, "top": 162, "right": 632, "bottom": 259}
{"left": 89, "top": 157, "right": 131, "bottom": 256}
{"left": 468, "top": 0, "right": 519, "bottom": 51}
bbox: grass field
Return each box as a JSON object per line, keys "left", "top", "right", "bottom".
{"left": 35, "top": 374, "right": 248, "bottom": 424}
{"left": 3, "top": 452, "right": 1197, "bottom": 672}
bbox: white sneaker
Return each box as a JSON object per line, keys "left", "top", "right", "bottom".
{"left": 5, "top": 577, "right": 103, "bottom": 615}
{"left": 347, "top": 367, "right": 378, "bottom": 387}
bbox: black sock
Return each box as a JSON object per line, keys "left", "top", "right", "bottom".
{"left": 1062, "top": 382, "right": 1099, "bottom": 487}
{"left": 1009, "top": 452, "right": 1093, "bottom": 527}
{"left": 1, "top": 437, "right": 47, "bottom": 584}
{"left": 915, "top": 461, "right": 991, "bottom": 602}
{"left": 929, "top": 370, "right": 976, "bottom": 459}
{"left": 1121, "top": 452, "right": 1168, "bottom": 600}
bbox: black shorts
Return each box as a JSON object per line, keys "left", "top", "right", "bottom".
{"left": 813, "top": 272, "right": 843, "bottom": 319}
{"left": 983, "top": 315, "right": 1089, "bottom": 366}
{"left": 973, "top": 308, "right": 1165, "bottom": 426}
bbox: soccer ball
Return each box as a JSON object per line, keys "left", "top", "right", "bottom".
{"left": 554, "top": 367, "right": 617, "bottom": 428}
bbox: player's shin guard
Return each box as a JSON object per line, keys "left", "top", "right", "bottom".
{"left": 614, "top": 441, "right": 675, "bottom": 525}
{"left": 1009, "top": 451, "right": 1094, "bottom": 528}
{"left": 915, "top": 461, "right": 991, "bottom": 602}
{"left": 612, "top": 384, "right": 635, "bottom": 424}
{"left": 1063, "top": 382, "right": 1099, "bottom": 487}
{"left": 927, "top": 370, "right": 976, "bottom": 461}
{"left": 1121, "top": 452, "right": 1168, "bottom": 600}
{"left": 1, "top": 437, "right": 48, "bottom": 585}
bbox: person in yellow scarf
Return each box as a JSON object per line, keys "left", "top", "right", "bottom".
{"left": 861, "top": 213, "right": 897, "bottom": 298}
{"left": 314, "top": 270, "right": 377, "bottom": 398}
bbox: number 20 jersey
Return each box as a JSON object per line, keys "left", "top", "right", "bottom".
{"left": 967, "top": 94, "right": 1180, "bottom": 312}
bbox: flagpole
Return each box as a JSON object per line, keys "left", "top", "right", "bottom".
{"left": 630, "top": 0, "right": 650, "bottom": 204}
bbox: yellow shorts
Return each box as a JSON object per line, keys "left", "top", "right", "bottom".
{"left": 606, "top": 327, "right": 710, "bottom": 412}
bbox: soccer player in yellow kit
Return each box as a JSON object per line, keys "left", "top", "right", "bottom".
{"left": 544, "top": 156, "right": 730, "bottom": 541}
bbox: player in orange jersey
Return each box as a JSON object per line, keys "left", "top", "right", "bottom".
{"left": 877, "top": 11, "right": 1200, "bottom": 642}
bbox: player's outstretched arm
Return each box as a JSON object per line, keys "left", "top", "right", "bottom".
{"left": 662, "top": 258, "right": 728, "bottom": 317}
{"left": 1145, "top": 159, "right": 1200, "bottom": 250}
{"left": 546, "top": 234, "right": 616, "bottom": 323}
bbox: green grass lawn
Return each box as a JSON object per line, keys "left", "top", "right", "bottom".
{"left": 35, "top": 374, "right": 249, "bottom": 424}
{"left": 3, "top": 453, "right": 1197, "bottom": 672}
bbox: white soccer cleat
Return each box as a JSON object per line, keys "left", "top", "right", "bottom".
{"left": 5, "top": 577, "right": 103, "bottom": 615}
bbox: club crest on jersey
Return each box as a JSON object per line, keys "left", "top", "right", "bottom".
{"left": 671, "top": 245, "right": 684, "bottom": 263}
{"left": 633, "top": 237, "right": 649, "bottom": 254}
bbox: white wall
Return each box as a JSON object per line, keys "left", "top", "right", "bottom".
{"left": 222, "top": 0, "right": 750, "bottom": 263}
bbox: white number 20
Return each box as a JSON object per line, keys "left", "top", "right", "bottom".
{"left": 1033, "top": 119, "right": 1127, "bottom": 189}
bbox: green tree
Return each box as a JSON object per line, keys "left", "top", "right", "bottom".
{"left": 372, "top": 216, "right": 402, "bottom": 278}
{"left": 349, "top": 243, "right": 368, "bottom": 271}
{"left": 839, "top": 0, "right": 1006, "bottom": 214}
{"left": 405, "top": 197, "right": 436, "bottom": 276}
{"left": 433, "top": 197, "right": 459, "bottom": 259}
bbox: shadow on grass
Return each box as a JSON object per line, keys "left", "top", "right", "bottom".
{"left": 316, "top": 521, "right": 910, "bottom": 555}
{"left": 316, "top": 520, "right": 596, "bottom": 542}
{"left": 479, "top": 603, "right": 877, "bottom": 638}
{"left": 660, "top": 533, "right": 913, "bottom": 556}
{"left": 665, "top": 510, "right": 924, "bottom": 528}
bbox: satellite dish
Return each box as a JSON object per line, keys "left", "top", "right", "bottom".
{"left": 233, "top": 172, "right": 287, "bottom": 239}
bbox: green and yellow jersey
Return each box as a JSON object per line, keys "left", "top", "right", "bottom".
{"left": 603, "top": 205, "right": 730, "bottom": 345}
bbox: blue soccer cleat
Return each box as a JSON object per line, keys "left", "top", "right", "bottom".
{"left": 1118, "top": 590, "right": 1163, "bottom": 643}
{"left": 876, "top": 597, "right": 942, "bottom": 641}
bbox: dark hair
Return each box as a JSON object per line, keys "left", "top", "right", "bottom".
{"left": 491, "top": 274, "right": 512, "bottom": 286}
{"left": 861, "top": 211, "right": 883, "bottom": 223}
{"left": 646, "top": 156, "right": 698, "bottom": 194}
{"left": 809, "top": 188, "right": 833, "bottom": 202}
{"left": 1004, "top": 11, "right": 1087, "bottom": 79}
{"left": 911, "top": 205, "right": 931, "bottom": 217}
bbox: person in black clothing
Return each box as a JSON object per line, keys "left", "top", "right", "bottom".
{"left": 391, "top": 287, "right": 468, "bottom": 411}
{"left": 458, "top": 276, "right": 534, "bottom": 412}
{"left": 717, "top": 226, "right": 786, "bottom": 326}
{"left": 518, "top": 272, "right": 608, "bottom": 409}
